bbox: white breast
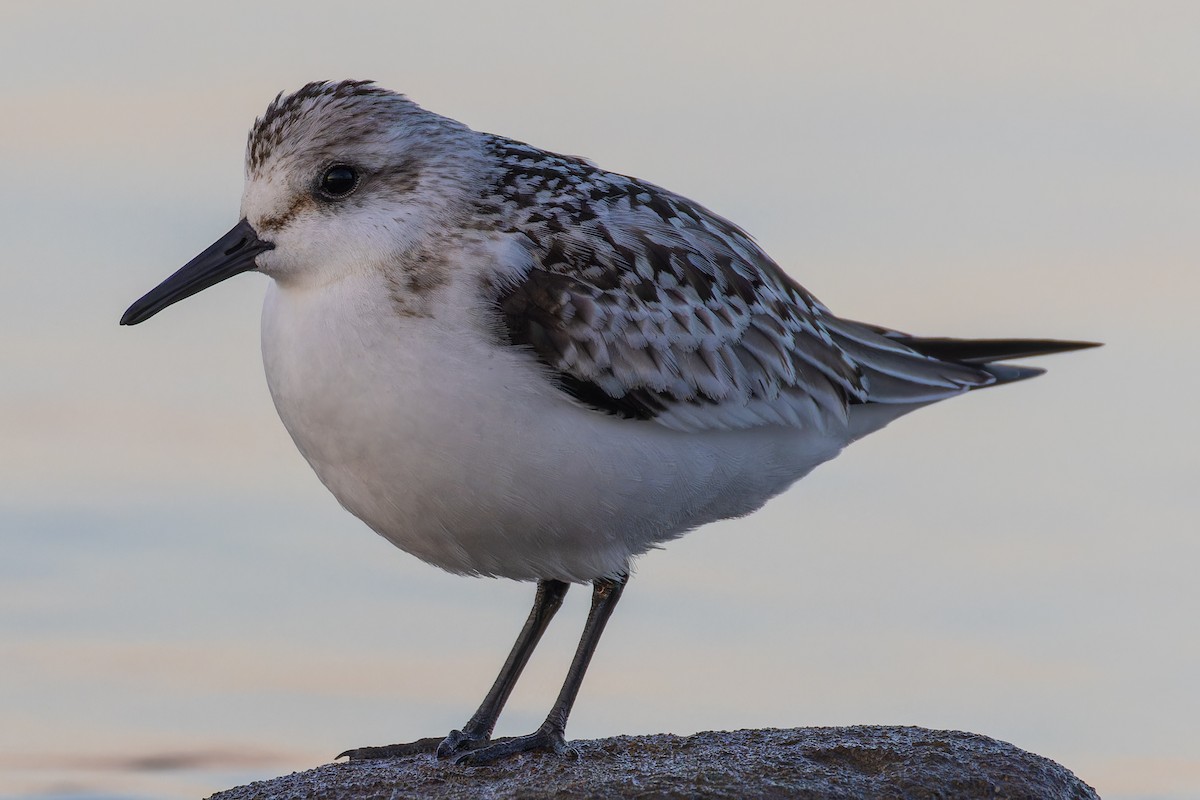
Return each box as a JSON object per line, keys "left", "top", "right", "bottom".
{"left": 260, "top": 271, "right": 851, "bottom": 582}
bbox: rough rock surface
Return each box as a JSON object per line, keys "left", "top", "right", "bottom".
{"left": 208, "top": 726, "right": 1100, "bottom": 800}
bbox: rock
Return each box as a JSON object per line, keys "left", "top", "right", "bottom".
{"left": 207, "top": 726, "right": 1100, "bottom": 799}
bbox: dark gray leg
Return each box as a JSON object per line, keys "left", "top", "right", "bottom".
{"left": 436, "top": 579, "right": 570, "bottom": 757}
{"left": 339, "top": 578, "right": 570, "bottom": 761}
{"left": 454, "top": 574, "right": 627, "bottom": 765}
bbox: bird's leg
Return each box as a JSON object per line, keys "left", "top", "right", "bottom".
{"left": 435, "top": 578, "right": 569, "bottom": 757}
{"left": 454, "top": 573, "right": 627, "bottom": 765}
{"left": 339, "top": 578, "right": 569, "bottom": 761}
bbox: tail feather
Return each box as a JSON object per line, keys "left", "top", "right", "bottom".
{"left": 977, "top": 362, "right": 1047, "bottom": 385}
{"left": 835, "top": 321, "right": 1100, "bottom": 440}
{"left": 827, "top": 317, "right": 1101, "bottom": 403}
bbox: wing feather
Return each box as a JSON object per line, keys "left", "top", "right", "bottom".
{"left": 481, "top": 134, "right": 1038, "bottom": 432}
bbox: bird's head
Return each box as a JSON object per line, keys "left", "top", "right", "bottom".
{"left": 121, "top": 80, "right": 479, "bottom": 326}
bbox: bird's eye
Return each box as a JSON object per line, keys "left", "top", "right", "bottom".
{"left": 318, "top": 165, "right": 360, "bottom": 199}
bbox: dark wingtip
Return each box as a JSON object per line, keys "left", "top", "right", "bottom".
{"left": 1037, "top": 339, "right": 1104, "bottom": 354}
{"left": 893, "top": 336, "right": 1103, "bottom": 365}
{"left": 971, "top": 341, "right": 1102, "bottom": 387}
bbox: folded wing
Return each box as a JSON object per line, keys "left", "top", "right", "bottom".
{"left": 485, "top": 136, "right": 1098, "bottom": 434}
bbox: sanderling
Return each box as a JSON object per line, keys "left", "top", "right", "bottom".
{"left": 121, "top": 80, "right": 1098, "bottom": 764}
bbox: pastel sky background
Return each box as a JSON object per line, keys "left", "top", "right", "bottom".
{"left": 2, "top": 2, "right": 1196, "bottom": 798}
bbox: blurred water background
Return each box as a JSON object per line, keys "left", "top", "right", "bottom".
{"left": 1, "top": 2, "right": 1196, "bottom": 798}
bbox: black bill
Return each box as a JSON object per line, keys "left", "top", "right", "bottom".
{"left": 120, "top": 218, "right": 274, "bottom": 326}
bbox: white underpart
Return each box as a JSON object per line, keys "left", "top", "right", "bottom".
{"left": 261, "top": 265, "right": 846, "bottom": 582}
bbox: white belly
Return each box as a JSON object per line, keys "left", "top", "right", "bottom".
{"left": 260, "top": 274, "right": 849, "bottom": 582}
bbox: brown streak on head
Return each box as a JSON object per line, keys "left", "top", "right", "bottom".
{"left": 256, "top": 194, "right": 314, "bottom": 234}
{"left": 248, "top": 80, "right": 390, "bottom": 172}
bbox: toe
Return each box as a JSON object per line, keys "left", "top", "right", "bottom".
{"left": 436, "top": 728, "right": 491, "bottom": 759}
{"left": 451, "top": 728, "right": 569, "bottom": 765}
{"left": 338, "top": 736, "right": 444, "bottom": 761}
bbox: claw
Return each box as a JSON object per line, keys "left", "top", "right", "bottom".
{"left": 451, "top": 725, "right": 572, "bottom": 765}
{"left": 436, "top": 728, "right": 491, "bottom": 759}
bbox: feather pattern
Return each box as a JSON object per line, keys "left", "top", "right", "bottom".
{"left": 482, "top": 135, "right": 1015, "bottom": 432}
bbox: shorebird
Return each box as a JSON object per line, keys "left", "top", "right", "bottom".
{"left": 121, "top": 80, "right": 1097, "bottom": 764}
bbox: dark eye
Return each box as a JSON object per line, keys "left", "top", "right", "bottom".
{"left": 318, "top": 165, "right": 359, "bottom": 199}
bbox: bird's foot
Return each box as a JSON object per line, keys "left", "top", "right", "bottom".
{"left": 451, "top": 723, "right": 575, "bottom": 765}
{"left": 435, "top": 727, "right": 492, "bottom": 759}
{"left": 337, "top": 736, "right": 445, "bottom": 761}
